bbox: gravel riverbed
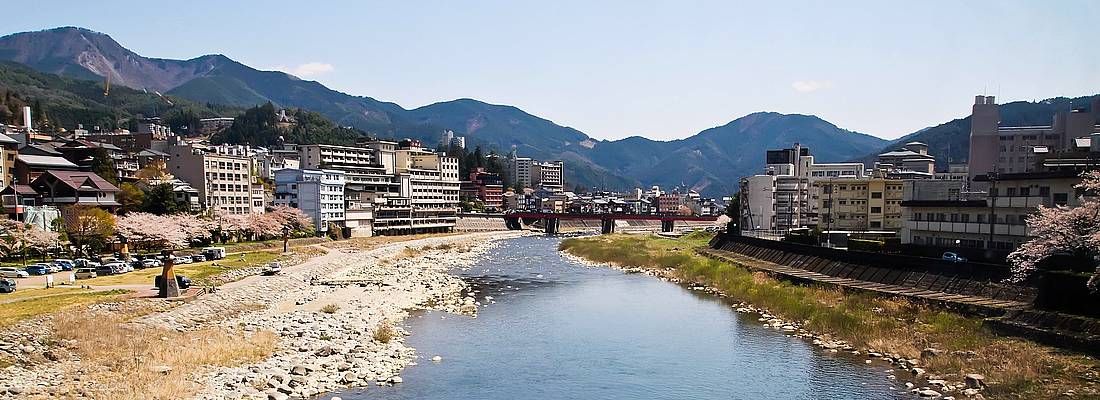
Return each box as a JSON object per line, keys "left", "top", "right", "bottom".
{"left": 0, "top": 231, "right": 524, "bottom": 400}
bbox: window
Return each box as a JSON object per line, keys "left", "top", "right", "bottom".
{"left": 1019, "top": 187, "right": 1030, "bottom": 196}
{"left": 871, "top": 192, "right": 882, "bottom": 199}
{"left": 1054, "top": 193, "right": 1069, "bottom": 206}
{"left": 871, "top": 207, "right": 882, "bottom": 214}
{"left": 870, "top": 221, "right": 882, "bottom": 228}
{"left": 913, "top": 212, "right": 922, "bottom": 221}
{"left": 1006, "top": 187, "right": 1016, "bottom": 196}
{"left": 1039, "top": 186, "right": 1050, "bottom": 197}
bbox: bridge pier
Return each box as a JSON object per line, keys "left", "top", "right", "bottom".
{"left": 600, "top": 218, "right": 616, "bottom": 234}
{"left": 504, "top": 217, "right": 522, "bottom": 230}
{"left": 544, "top": 218, "right": 560, "bottom": 234}
{"left": 661, "top": 220, "right": 674, "bottom": 233}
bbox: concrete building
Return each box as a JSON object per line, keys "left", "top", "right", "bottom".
{"left": 968, "top": 95, "right": 1100, "bottom": 179}
{"left": 167, "top": 144, "right": 257, "bottom": 215}
{"left": 392, "top": 141, "right": 460, "bottom": 234}
{"left": 274, "top": 169, "right": 346, "bottom": 233}
{"left": 29, "top": 170, "right": 120, "bottom": 210}
{"left": 512, "top": 157, "right": 533, "bottom": 189}
{"left": 742, "top": 145, "right": 866, "bottom": 232}
{"left": 814, "top": 172, "right": 905, "bottom": 232}
{"left": 533, "top": 160, "right": 565, "bottom": 190}
{"left": 877, "top": 142, "right": 936, "bottom": 176}
{"left": 460, "top": 167, "right": 504, "bottom": 211}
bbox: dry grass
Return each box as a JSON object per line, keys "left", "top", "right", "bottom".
{"left": 561, "top": 233, "right": 1100, "bottom": 398}
{"left": 372, "top": 320, "right": 397, "bottom": 343}
{"left": 51, "top": 312, "right": 276, "bottom": 400}
{"left": 319, "top": 303, "right": 340, "bottom": 314}
{"left": 327, "top": 233, "right": 456, "bottom": 251}
{"left": 400, "top": 246, "right": 423, "bottom": 259}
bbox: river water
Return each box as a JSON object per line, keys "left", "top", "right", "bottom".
{"left": 333, "top": 235, "right": 904, "bottom": 399}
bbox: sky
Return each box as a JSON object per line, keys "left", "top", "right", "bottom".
{"left": 6, "top": 0, "right": 1100, "bottom": 141}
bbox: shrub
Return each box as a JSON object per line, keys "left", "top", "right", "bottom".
{"left": 319, "top": 304, "right": 340, "bottom": 314}
{"left": 372, "top": 321, "right": 397, "bottom": 343}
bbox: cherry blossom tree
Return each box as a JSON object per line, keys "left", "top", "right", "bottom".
{"left": 1008, "top": 171, "right": 1100, "bottom": 290}
{"left": 25, "top": 225, "right": 60, "bottom": 261}
{"left": 265, "top": 205, "right": 314, "bottom": 252}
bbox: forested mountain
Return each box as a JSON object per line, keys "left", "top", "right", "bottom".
{"left": 211, "top": 103, "right": 364, "bottom": 147}
{"left": 0, "top": 27, "right": 890, "bottom": 196}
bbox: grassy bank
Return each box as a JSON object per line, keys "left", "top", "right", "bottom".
{"left": 560, "top": 233, "right": 1100, "bottom": 398}
{"left": 0, "top": 289, "right": 128, "bottom": 327}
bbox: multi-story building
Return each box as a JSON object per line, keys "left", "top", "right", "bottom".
{"left": 167, "top": 144, "right": 257, "bottom": 215}
{"left": 968, "top": 95, "right": 1100, "bottom": 179}
{"left": 0, "top": 133, "right": 18, "bottom": 187}
{"left": 274, "top": 169, "right": 346, "bottom": 233}
{"left": 877, "top": 142, "right": 936, "bottom": 176}
{"left": 533, "top": 160, "right": 564, "bottom": 190}
{"left": 393, "top": 141, "right": 460, "bottom": 233}
{"left": 814, "top": 171, "right": 904, "bottom": 232}
{"left": 460, "top": 167, "right": 504, "bottom": 211}
{"left": 742, "top": 145, "right": 866, "bottom": 232}
{"left": 512, "top": 156, "right": 533, "bottom": 189}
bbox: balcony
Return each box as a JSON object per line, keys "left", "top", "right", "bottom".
{"left": 992, "top": 196, "right": 1050, "bottom": 208}
{"left": 905, "top": 220, "right": 1029, "bottom": 237}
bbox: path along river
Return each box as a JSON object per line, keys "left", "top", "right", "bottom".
{"left": 330, "top": 235, "right": 905, "bottom": 399}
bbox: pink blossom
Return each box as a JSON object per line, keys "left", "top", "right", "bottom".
{"left": 1008, "top": 171, "right": 1100, "bottom": 289}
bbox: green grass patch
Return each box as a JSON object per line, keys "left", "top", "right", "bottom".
{"left": 0, "top": 289, "right": 128, "bottom": 327}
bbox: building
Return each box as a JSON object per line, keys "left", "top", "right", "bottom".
{"left": 814, "top": 171, "right": 904, "bottom": 232}
{"left": 274, "top": 169, "right": 346, "bottom": 233}
{"left": 167, "top": 144, "right": 257, "bottom": 215}
{"left": 877, "top": 142, "right": 936, "bottom": 176}
{"left": 968, "top": 95, "right": 1100, "bottom": 179}
{"left": 512, "top": 156, "right": 533, "bottom": 188}
{"left": 343, "top": 190, "right": 375, "bottom": 237}
{"left": 532, "top": 160, "right": 564, "bottom": 190}
{"left": 742, "top": 145, "right": 866, "bottom": 232}
{"left": 0, "top": 132, "right": 18, "bottom": 187}
{"left": 199, "top": 117, "right": 236, "bottom": 136}
{"left": 29, "top": 170, "right": 120, "bottom": 210}
{"left": 392, "top": 140, "right": 460, "bottom": 234}
{"left": 460, "top": 167, "right": 504, "bottom": 211}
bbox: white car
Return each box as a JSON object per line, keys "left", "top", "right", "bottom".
{"left": 0, "top": 267, "right": 29, "bottom": 278}
{"left": 142, "top": 259, "right": 162, "bottom": 268}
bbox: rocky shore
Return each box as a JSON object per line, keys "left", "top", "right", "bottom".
{"left": 0, "top": 231, "right": 522, "bottom": 399}
{"left": 560, "top": 248, "right": 990, "bottom": 400}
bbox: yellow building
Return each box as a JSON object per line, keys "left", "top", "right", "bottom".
{"left": 814, "top": 173, "right": 904, "bottom": 231}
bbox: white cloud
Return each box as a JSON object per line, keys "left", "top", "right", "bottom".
{"left": 272, "top": 62, "right": 335, "bottom": 78}
{"left": 791, "top": 80, "right": 834, "bottom": 93}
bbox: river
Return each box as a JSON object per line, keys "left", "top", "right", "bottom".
{"left": 329, "top": 235, "right": 904, "bottom": 399}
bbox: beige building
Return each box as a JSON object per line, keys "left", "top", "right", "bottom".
{"left": 968, "top": 95, "right": 1100, "bottom": 179}
{"left": 815, "top": 172, "right": 904, "bottom": 232}
{"left": 168, "top": 144, "right": 257, "bottom": 215}
{"left": 901, "top": 171, "right": 1085, "bottom": 251}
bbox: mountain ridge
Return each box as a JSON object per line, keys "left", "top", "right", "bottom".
{"left": 0, "top": 26, "right": 889, "bottom": 196}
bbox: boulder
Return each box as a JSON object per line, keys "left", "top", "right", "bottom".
{"left": 964, "top": 374, "right": 986, "bottom": 389}
{"left": 918, "top": 389, "right": 942, "bottom": 397}
{"left": 290, "top": 366, "right": 308, "bottom": 376}
{"left": 267, "top": 392, "right": 290, "bottom": 400}
{"left": 921, "top": 348, "right": 944, "bottom": 358}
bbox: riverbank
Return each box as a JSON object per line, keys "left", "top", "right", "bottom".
{"left": 0, "top": 232, "right": 523, "bottom": 399}
{"left": 560, "top": 233, "right": 1100, "bottom": 399}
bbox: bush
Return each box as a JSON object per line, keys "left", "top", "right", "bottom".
{"left": 372, "top": 321, "right": 397, "bottom": 343}
{"left": 319, "top": 304, "right": 340, "bottom": 314}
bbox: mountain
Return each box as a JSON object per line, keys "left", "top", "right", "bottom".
{"left": 0, "top": 27, "right": 888, "bottom": 196}
{"left": 573, "top": 112, "right": 887, "bottom": 195}
{"left": 856, "top": 95, "right": 1100, "bottom": 168}
{"left": 0, "top": 60, "right": 237, "bottom": 131}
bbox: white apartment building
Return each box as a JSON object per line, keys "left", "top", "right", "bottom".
{"left": 533, "top": 160, "right": 564, "bottom": 190}
{"left": 742, "top": 145, "right": 865, "bottom": 232}
{"left": 513, "top": 157, "right": 533, "bottom": 188}
{"left": 394, "top": 144, "right": 460, "bottom": 233}
{"left": 274, "top": 169, "right": 346, "bottom": 233}
{"left": 167, "top": 144, "right": 257, "bottom": 215}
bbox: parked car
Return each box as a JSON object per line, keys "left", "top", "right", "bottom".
{"left": 173, "top": 256, "right": 192, "bottom": 264}
{"left": 202, "top": 247, "right": 227, "bottom": 260}
{"left": 0, "top": 278, "right": 15, "bottom": 293}
{"left": 942, "top": 252, "right": 968, "bottom": 263}
{"left": 0, "top": 267, "right": 29, "bottom": 278}
{"left": 105, "top": 261, "right": 128, "bottom": 274}
{"left": 154, "top": 274, "right": 192, "bottom": 290}
{"left": 75, "top": 268, "right": 97, "bottom": 279}
{"left": 142, "top": 259, "right": 162, "bottom": 268}
{"left": 74, "top": 258, "right": 101, "bottom": 269}
{"left": 52, "top": 259, "right": 75, "bottom": 271}
{"left": 189, "top": 254, "right": 206, "bottom": 263}
{"left": 262, "top": 262, "right": 282, "bottom": 276}
{"left": 25, "top": 264, "right": 49, "bottom": 275}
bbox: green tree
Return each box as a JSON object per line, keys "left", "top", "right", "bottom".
{"left": 117, "top": 182, "right": 145, "bottom": 214}
{"left": 89, "top": 148, "right": 119, "bottom": 184}
{"left": 142, "top": 183, "right": 181, "bottom": 215}
{"left": 62, "top": 205, "right": 115, "bottom": 257}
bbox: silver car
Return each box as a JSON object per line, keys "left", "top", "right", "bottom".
{"left": 0, "top": 267, "right": 29, "bottom": 278}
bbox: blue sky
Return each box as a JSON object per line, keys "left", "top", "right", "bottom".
{"left": 7, "top": 0, "right": 1099, "bottom": 141}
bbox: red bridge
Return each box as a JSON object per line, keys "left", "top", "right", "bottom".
{"left": 503, "top": 212, "right": 720, "bottom": 234}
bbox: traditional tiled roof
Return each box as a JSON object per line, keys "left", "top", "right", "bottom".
{"left": 35, "top": 170, "right": 120, "bottom": 193}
